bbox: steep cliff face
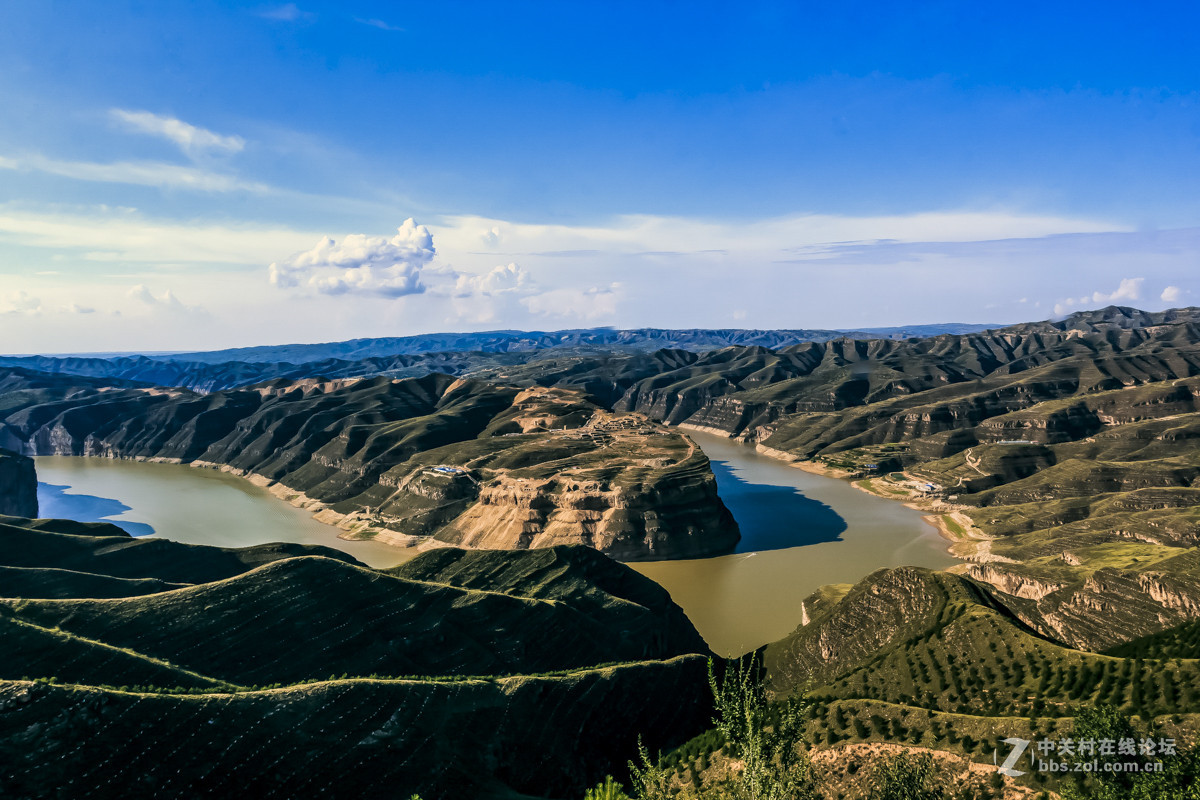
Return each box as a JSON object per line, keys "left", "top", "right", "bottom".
{"left": 0, "top": 449, "right": 37, "bottom": 518}
{"left": 431, "top": 453, "right": 739, "bottom": 560}
{"left": 963, "top": 552, "right": 1200, "bottom": 652}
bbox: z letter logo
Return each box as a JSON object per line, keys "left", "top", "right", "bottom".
{"left": 994, "top": 737, "right": 1030, "bottom": 777}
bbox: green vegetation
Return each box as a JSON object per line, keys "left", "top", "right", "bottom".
{"left": 0, "top": 520, "right": 714, "bottom": 799}
{"left": 866, "top": 752, "right": 941, "bottom": 800}
{"left": 7, "top": 307, "right": 1200, "bottom": 796}
{"left": 704, "top": 658, "right": 814, "bottom": 799}
{"left": 584, "top": 775, "right": 632, "bottom": 800}
{"left": 1109, "top": 618, "right": 1200, "bottom": 660}
{"left": 940, "top": 516, "right": 964, "bottom": 536}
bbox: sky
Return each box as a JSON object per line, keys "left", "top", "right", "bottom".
{"left": 1, "top": 1, "right": 1198, "bottom": 353}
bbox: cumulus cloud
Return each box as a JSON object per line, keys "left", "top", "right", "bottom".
{"left": 128, "top": 284, "right": 203, "bottom": 314}
{"left": 1093, "top": 277, "right": 1144, "bottom": 304}
{"left": 523, "top": 284, "right": 620, "bottom": 320}
{"left": 1162, "top": 285, "right": 1183, "bottom": 303}
{"left": 268, "top": 219, "right": 435, "bottom": 297}
{"left": 111, "top": 110, "right": 245, "bottom": 157}
{"left": 453, "top": 263, "right": 528, "bottom": 296}
{"left": 2, "top": 291, "right": 42, "bottom": 316}
{"left": 1054, "top": 277, "right": 1144, "bottom": 316}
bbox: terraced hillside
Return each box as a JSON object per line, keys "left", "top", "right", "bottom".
{"left": 757, "top": 565, "right": 1200, "bottom": 796}
{"left": 461, "top": 306, "right": 1200, "bottom": 432}
{"left": 0, "top": 323, "right": 992, "bottom": 392}
{"left": 469, "top": 308, "right": 1199, "bottom": 650}
{"left": 0, "top": 517, "right": 713, "bottom": 799}
{"left": 767, "top": 567, "right": 1200, "bottom": 718}
{"left": 0, "top": 371, "right": 738, "bottom": 560}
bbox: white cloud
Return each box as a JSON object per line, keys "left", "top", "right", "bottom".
{"left": 0, "top": 154, "right": 266, "bottom": 193}
{"left": 1054, "top": 277, "right": 1144, "bottom": 316}
{"left": 1162, "top": 285, "right": 1183, "bottom": 303}
{"left": 256, "top": 4, "right": 312, "bottom": 22}
{"left": 454, "top": 263, "right": 528, "bottom": 296}
{"left": 110, "top": 110, "right": 245, "bottom": 157}
{"left": 2, "top": 291, "right": 42, "bottom": 315}
{"left": 2, "top": 293, "right": 101, "bottom": 318}
{"left": 354, "top": 17, "right": 403, "bottom": 31}
{"left": 523, "top": 284, "right": 620, "bottom": 320}
{"left": 268, "top": 218, "right": 435, "bottom": 297}
{"left": 0, "top": 209, "right": 317, "bottom": 264}
{"left": 1092, "top": 277, "right": 1143, "bottom": 304}
{"left": 128, "top": 284, "right": 203, "bottom": 314}
{"left": 436, "top": 210, "right": 1129, "bottom": 260}
{"left": 130, "top": 284, "right": 188, "bottom": 307}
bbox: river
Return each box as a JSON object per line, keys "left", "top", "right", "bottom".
{"left": 35, "top": 457, "right": 415, "bottom": 569}
{"left": 34, "top": 432, "right": 955, "bottom": 657}
{"left": 630, "top": 431, "right": 956, "bottom": 656}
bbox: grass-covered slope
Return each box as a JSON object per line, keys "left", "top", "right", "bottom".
{"left": 763, "top": 565, "right": 1200, "bottom": 786}
{"left": 770, "top": 567, "right": 1200, "bottom": 719}
{"left": 0, "top": 520, "right": 714, "bottom": 799}
{"left": 1108, "top": 617, "right": 1200, "bottom": 660}
{"left": 5, "top": 550, "right": 710, "bottom": 685}
{"left": 0, "top": 515, "right": 363, "bottom": 588}
{"left": 0, "top": 657, "right": 711, "bottom": 800}
{"left": 0, "top": 614, "right": 231, "bottom": 690}
{"left": 391, "top": 545, "right": 710, "bottom": 658}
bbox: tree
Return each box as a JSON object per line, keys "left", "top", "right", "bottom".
{"left": 627, "top": 738, "right": 672, "bottom": 800}
{"left": 585, "top": 775, "right": 633, "bottom": 800}
{"left": 707, "top": 657, "right": 817, "bottom": 800}
{"left": 867, "top": 752, "right": 945, "bottom": 800}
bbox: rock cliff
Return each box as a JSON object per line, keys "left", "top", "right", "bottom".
{"left": 0, "top": 371, "right": 739, "bottom": 560}
{"left": 0, "top": 448, "right": 37, "bottom": 518}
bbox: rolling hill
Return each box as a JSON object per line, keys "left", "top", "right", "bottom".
{"left": 0, "top": 517, "right": 714, "bottom": 799}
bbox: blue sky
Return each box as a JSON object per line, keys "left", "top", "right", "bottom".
{"left": 1, "top": 1, "right": 1198, "bottom": 352}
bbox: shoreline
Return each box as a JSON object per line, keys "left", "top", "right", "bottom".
{"left": 32, "top": 430, "right": 996, "bottom": 568}
{"left": 33, "top": 451, "right": 429, "bottom": 553}
{"left": 739, "top": 436, "right": 992, "bottom": 565}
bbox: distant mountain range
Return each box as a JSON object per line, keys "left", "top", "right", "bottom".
{"left": 0, "top": 307, "right": 1193, "bottom": 394}
{"left": 141, "top": 322, "right": 1002, "bottom": 364}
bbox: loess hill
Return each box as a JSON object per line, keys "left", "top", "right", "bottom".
{"left": 0, "top": 371, "right": 738, "bottom": 560}
{"left": 0, "top": 516, "right": 714, "bottom": 799}
{"left": 7, "top": 306, "right": 1200, "bottom": 795}
{"left": 474, "top": 306, "right": 1200, "bottom": 652}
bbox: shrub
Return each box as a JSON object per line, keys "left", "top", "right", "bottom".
{"left": 867, "top": 752, "right": 944, "bottom": 800}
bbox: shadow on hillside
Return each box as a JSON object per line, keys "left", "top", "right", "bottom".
{"left": 36, "top": 482, "right": 156, "bottom": 537}
{"left": 706, "top": 457, "right": 848, "bottom": 554}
